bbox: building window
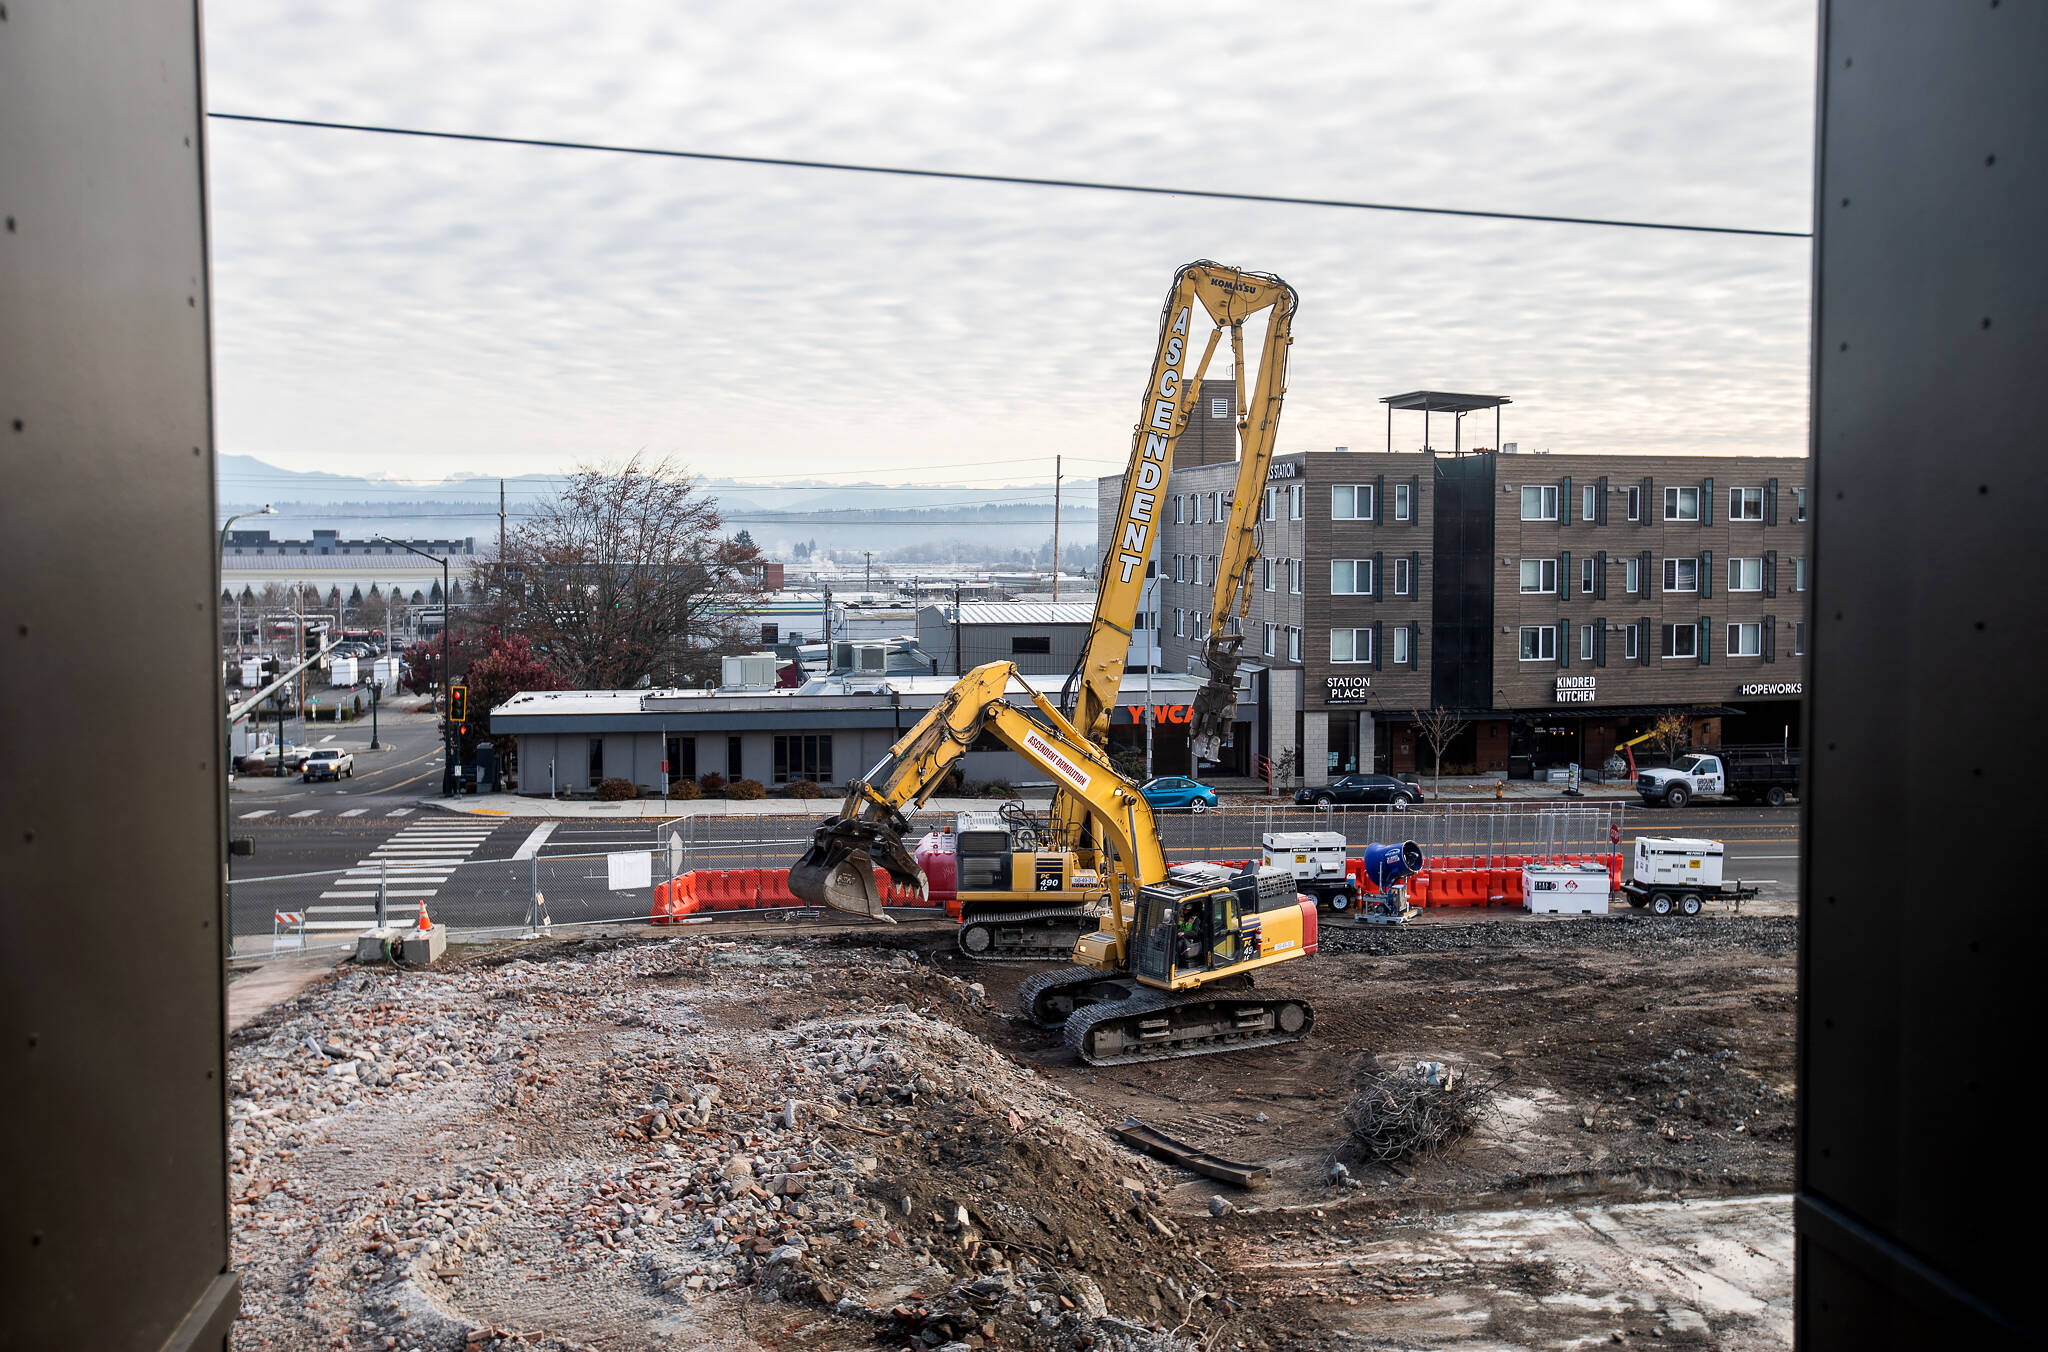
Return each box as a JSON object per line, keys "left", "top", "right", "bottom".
{"left": 1211, "top": 396, "right": 1230, "bottom": 418}
{"left": 1390, "top": 625, "right": 1411, "bottom": 664}
{"left": 1625, "top": 556, "right": 1641, "bottom": 594}
{"left": 1175, "top": 495, "right": 1186, "bottom": 524}
{"left": 1331, "top": 484, "right": 1374, "bottom": 520}
{"left": 1582, "top": 484, "right": 1598, "bottom": 521}
{"left": 1175, "top": 608, "right": 1185, "bottom": 638}
{"left": 1662, "top": 557, "right": 1699, "bottom": 592}
{"left": 1580, "top": 624, "right": 1595, "bottom": 662}
{"left": 1519, "top": 558, "right": 1558, "bottom": 594}
{"left": 1664, "top": 485, "right": 1701, "bottom": 521}
{"left": 727, "top": 735, "right": 744, "bottom": 780}
{"left": 1728, "top": 557, "right": 1763, "bottom": 591}
{"left": 588, "top": 737, "right": 604, "bottom": 784}
{"left": 1394, "top": 482, "right": 1412, "bottom": 521}
{"left": 1794, "top": 487, "right": 1808, "bottom": 522}
{"left": 1794, "top": 557, "right": 1807, "bottom": 591}
{"left": 1624, "top": 623, "right": 1640, "bottom": 660}
{"left": 1287, "top": 627, "right": 1301, "bottom": 661}
{"left": 1393, "top": 556, "right": 1412, "bottom": 595}
{"left": 1794, "top": 621, "right": 1807, "bottom": 654}
{"left": 1010, "top": 635, "right": 1051, "bottom": 655}
{"left": 772, "top": 733, "right": 833, "bottom": 784}
{"left": 1581, "top": 557, "right": 1597, "bottom": 594}
{"left": 1626, "top": 485, "right": 1642, "bottom": 521}
{"left": 1730, "top": 486, "right": 1764, "bottom": 520}
{"left": 1661, "top": 622, "right": 1698, "bottom": 659}
{"left": 1263, "top": 558, "right": 1275, "bottom": 591}
{"left": 1288, "top": 484, "right": 1303, "bottom": 520}
{"left": 1331, "top": 559, "right": 1374, "bottom": 594}
{"left": 1726, "top": 622, "right": 1762, "bottom": 657}
{"left": 1521, "top": 485, "right": 1559, "bottom": 521}
{"left": 1518, "top": 626, "right": 1557, "bottom": 661}
{"left": 1209, "top": 555, "right": 1219, "bottom": 585}
{"left": 761, "top": 622, "right": 779, "bottom": 645}
{"left": 1264, "top": 486, "right": 1276, "bottom": 522}
{"left": 1288, "top": 558, "right": 1302, "bottom": 594}
{"left": 1331, "top": 627, "right": 1373, "bottom": 664}
{"left": 1263, "top": 623, "right": 1275, "bottom": 656}
{"left": 666, "top": 735, "right": 696, "bottom": 784}
{"left": 1211, "top": 491, "right": 1224, "bottom": 521}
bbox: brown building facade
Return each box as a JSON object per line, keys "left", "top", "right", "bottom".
{"left": 1112, "top": 443, "right": 1809, "bottom": 786}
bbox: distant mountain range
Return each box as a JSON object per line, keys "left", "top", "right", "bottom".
{"left": 216, "top": 454, "right": 1092, "bottom": 559}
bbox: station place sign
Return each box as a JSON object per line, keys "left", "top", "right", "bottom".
{"left": 1324, "top": 674, "right": 1372, "bottom": 702}
{"left": 1554, "top": 675, "right": 1596, "bottom": 703}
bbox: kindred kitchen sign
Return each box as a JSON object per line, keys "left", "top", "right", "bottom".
{"left": 1554, "top": 675, "right": 1596, "bottom": 703}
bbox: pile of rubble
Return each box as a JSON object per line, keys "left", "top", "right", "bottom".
{"left": 228, "top": 936, "right": 1230, "bottom": 1350}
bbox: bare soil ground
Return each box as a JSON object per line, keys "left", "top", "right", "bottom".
{"left": 227, "top": 908, "right": 1794, "bottom": 1351}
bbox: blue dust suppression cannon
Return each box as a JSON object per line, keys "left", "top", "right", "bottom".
{"left": 1360, "top": 840, "right": 1424, "bottom": 926}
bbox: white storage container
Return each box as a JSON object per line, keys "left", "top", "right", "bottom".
{"left": 1632, "top": 837, "right": 1725, "bottom": 888}
{"left": 330, "top": 656, "right": 357, "bottom": 685}
{"left": 1523, "top": 863, "right": 1611, "bottom": 915}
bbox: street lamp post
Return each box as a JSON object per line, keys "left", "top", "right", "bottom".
{"left": 219, "top": 505, "right": 275, "bottom": 781}
{"left": 367, "top": 680, "right": 383, "bottom": 752}
{"left": 378, "top": 536, "right": 456, "bottom": 796}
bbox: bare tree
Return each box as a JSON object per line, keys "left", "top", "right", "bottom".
{"left": 1648, "top": 714, "right": 1690, "bottom": 762}
{"left": 484, "top": 453, "right": 767, "bottom": 689}
{"left": 1410, "top": 707, "right": 1472, "bottom": 802}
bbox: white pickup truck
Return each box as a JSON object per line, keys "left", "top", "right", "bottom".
{"left": 1636, "top": 745, "right": 1801, "bottom": 809}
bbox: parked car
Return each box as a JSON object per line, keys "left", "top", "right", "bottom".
{"left": 1140, "top": 776, "right": 1217, "bottom": 813}
{"left": 301, "top": 747, "right": 355, "bottom": 781}
{"left": 1294, "top": 773, "right": 1423, "bottom": 809}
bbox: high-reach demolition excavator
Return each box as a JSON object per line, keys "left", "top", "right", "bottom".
{"left": 790, "top": 262, "right": 1300, "bottom": 965}
{"left": 787, "top": 661, "right": 1318, "bottom": 1066}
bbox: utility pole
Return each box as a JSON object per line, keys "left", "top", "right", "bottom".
{"left": 498, "top": 479, "right": 507, "bottom": 593}
{"left": 1052, "top": 453, "right": 1062, "bottom": 603}
{"left": 953, "top": 583, "right": 963, "bottom": 676}
{"left": 864, "top": 551, "right": 871, "bottom": 593}
{"left": 1144, "top": 577, "right": 1155, "bottom": 779}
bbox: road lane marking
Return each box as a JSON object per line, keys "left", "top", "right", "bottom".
{"left": 240, "top": 809, "right": 275, "bottom": 818}
{"left": 387, "top": 808, "right": 414, "bottom": 816}
{"left": 513, "top": 823, "right": 558, "bottom": 860}
{"left": 289, "top": 809, "right": 322, "bottom": 818}
{"left": 339, "top": 808, "right": 367, "bottom": 817}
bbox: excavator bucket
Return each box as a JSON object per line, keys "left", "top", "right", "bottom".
{"left": 787, "top": 814, "right": 925, "bottom": 922}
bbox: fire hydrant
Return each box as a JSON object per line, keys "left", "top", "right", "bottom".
{"left": 1494, "top": 779, "right": 1506, "bottom": 799}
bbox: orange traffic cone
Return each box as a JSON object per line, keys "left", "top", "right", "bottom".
{"left": 416, "top": 899, "right": 434, "bottom": 933}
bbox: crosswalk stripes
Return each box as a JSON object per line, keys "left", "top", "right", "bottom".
{"left": 289, "top": 809, "right": 321, "bottom": 818}
{"left": 301, "top": 819, "right": 501, "bottom": 933}
{"left": 388, "top": 808, "right": 414, "bottom": 816}
{"left": 240, "top": 809, "right": 274, "bottom": 819}
{"left": 339, "top": 808, "right": 367, "bottom": 817}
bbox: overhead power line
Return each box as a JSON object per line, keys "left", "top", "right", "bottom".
{"left": 208, "top": 111, "right": 1811, "bottom": 240}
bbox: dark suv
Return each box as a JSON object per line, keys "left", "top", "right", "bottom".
{"left": 1293, "top": 773, "right": 1423, "bottom": 809}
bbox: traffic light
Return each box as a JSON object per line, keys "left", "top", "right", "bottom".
{"left": 448, "top": 684, "right": 468, "bottom": 724}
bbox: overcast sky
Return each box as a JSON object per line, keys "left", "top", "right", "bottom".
{"left": 204, "top": 2, "right": 1816, "bottom": 488}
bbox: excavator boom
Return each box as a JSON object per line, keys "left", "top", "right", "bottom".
{"left": 789, "top": 662, "right": 1164, "bottom": 922}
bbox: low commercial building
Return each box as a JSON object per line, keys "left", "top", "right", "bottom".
{"left": 917, "top": 602, "right": 1095, "bottom": 677}
{"left": 490, "top": 669, "right": 1253, "bottom": 796}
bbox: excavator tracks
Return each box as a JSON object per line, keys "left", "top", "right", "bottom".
{"left": 955, "top": 906, "right": 1099, "bottom": 963}
{"left": 1016, "top": 965, "right": 1138, "bottom": 1028}
{"left": 1060, "top": 988, "right": 1315, "bottom": 1067}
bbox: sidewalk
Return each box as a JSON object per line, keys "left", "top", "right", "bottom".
{"left": 424, "top": 774, "right": 1635, "bottom": 818}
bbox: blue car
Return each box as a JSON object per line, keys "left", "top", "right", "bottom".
{"left": 1141, "top": 776, "right": 1218, "bottom": 814}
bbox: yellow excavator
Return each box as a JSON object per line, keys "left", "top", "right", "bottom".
{"left": 788, "top": 662, "right": 1319, "bottom": 1065}
{"left": 869, "top": 261, "right": 1298, "bottom": 962}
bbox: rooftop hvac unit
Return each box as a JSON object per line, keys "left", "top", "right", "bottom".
{"left": 1501, "top": 441, "right": 1519, "bottom": 454}
{"left": 854, "top": 643, "right": 887, "bottom": 673}
{"left": 720, "top": 652, "right": 780, "bottom": 690}
{"left": 832, "top": 641, "right": 854, "bottom": 671}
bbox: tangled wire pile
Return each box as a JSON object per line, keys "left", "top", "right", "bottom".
{"left": 1341, "top": 1060, "right": 1495, "bottom": 1164}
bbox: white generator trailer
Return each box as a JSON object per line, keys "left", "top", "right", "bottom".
{"left": 1620, "top": 837, "right": 1759, "bottom": 916}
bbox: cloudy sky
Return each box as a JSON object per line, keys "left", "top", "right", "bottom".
{"left": 203, "top": 2, "right": 1816, "bottom": 487}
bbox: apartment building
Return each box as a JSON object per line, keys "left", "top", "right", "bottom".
{"left": 1108, "top": 397, "right": 1809, "bottom": 784}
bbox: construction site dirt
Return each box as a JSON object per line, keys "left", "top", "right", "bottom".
{"left": 227, "top": 909, "right": 1796, "bottom": 1351}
